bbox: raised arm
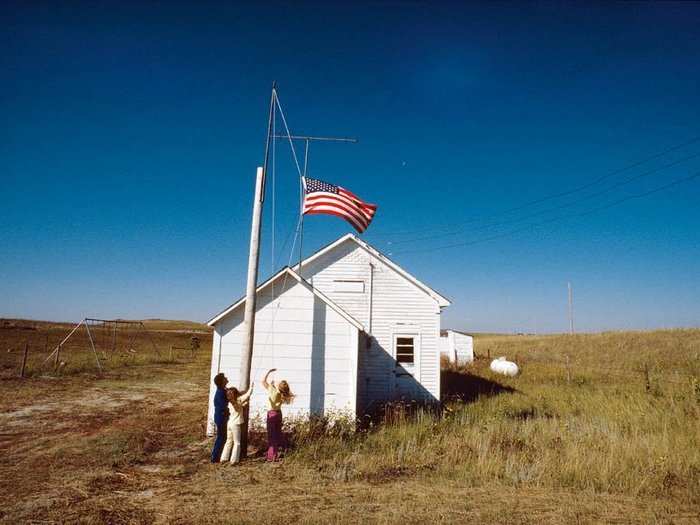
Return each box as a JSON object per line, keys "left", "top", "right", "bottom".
{"left": 239, "top": 384, "right": 253, "bottom": 404}
{"left": 261, "top": 368, "right": 276, "bottom": 390}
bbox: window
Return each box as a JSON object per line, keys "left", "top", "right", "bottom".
{"left": 332, "top": 280, "right": 365, "bottom": 293}
{"left": 395, "top": 336, "right": 414, "bottom": 364}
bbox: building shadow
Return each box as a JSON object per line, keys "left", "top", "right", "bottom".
{"left": 441, "top": 369, "right": 516, "bottom": 403}
{"left": 358, "top": 333, "right": 443, "bottom": 426}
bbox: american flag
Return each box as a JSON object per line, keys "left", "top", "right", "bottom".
{"left": 302, "top": 177, "right": 377, "bottom": 233}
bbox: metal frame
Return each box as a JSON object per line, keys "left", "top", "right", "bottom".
{"left": 42, "top": 317, "right": 161, "bottom": 373}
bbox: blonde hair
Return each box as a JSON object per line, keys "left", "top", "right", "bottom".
{"left": 277, "top": 380, "right": 295, "bottom": 404}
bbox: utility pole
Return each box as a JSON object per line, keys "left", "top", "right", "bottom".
{"left": 567, "top": 282, "right": 574, "bottom": 335}
{"left": 238, "top": 84, "right": 276, "bottom": 458}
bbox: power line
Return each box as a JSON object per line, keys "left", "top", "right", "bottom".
{"left": 370, "top": 135, "right": 700, "bottom": 238}
{"left": 487, "top": 136, "right": 700, "bottom": 214}
{"left": 390, "top": 170, "right": 700, "bottom": 255}
{"left": 388, "top": 151, "right": 700, "bottom": 245}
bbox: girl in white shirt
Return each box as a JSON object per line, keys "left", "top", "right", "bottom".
{"left": 220, "top": 384, "right": 253, "bottom": 463}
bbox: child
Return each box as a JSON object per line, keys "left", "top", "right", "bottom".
{"left": 261, "top": 368, "right": 295, "bottom": 461}
{"left": 220, "top": 384, "right": 253, "bottom": 463}
{"left": 210, "top": 372, "right": 229, "bottom": 463}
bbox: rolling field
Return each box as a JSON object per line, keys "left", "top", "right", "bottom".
{"left": 1, "top": 322, "right": 698, "bottom": 524}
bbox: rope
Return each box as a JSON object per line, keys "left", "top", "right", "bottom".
{"left": 271, "top": 94, "right": 276, "bottom": 316}
{"left": 270, "top": 97, "right": 276, "bottom": 365}
{"left": 255, "top": 91, "right": 305, "bottom": 371}
{"left": 274, "top": 92, "right": 304, "bottom": 179}
{"left": 254, "top": 217, "right": 302, "bottom": 372}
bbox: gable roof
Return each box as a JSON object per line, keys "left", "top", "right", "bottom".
{"left": 441, "top": 329, "right": 473, "bottom": 338}
{"left": 207, "top": 267, "right": 364, "bottom": 330}
{"left": 293, "top": 233, "right": 451, "bottom": 308}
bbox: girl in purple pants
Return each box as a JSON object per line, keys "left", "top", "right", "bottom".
{"left": 261, "top": 368, "right": 295, "bottom": 461}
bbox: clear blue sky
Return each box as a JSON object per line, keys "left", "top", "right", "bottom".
{"left": 3, "top": 2, "right": 700, "bottom": 333}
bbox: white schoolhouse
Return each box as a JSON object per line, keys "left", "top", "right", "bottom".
{"left": 206, "top": 234, "right": 450, "bottom": 433}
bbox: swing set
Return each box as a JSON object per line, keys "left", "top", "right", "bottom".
{"left": 41, "top": 317, "right": 160, "bottom": 373}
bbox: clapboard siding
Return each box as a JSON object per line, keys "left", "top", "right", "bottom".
{"left": 207, "top": 277, "right": 358, "bottom": 434}
{"left": 301, "top": 239, "right": 442, "bottom": 409}
{"left": 439, "top": 330, "right": 474, "bottom": 364}
{"left": 208, "top": 235, "right": 448, "bottom": 433}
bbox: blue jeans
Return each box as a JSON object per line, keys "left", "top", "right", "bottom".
{"left": 211, "top": 419, "right": 228, "bottom": 463}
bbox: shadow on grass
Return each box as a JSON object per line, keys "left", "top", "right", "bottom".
{"left": 442, "top": 370, "right": 516, "bottom": 403}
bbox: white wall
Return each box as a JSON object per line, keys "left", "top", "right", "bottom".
{"left": 438, "top": 334, "right": 453, "bottom": 362}
{"left": 439, "top": 330, "right": 474, "bottom": 364}
{"left": 452, "top": 332, "right": 474, "bottom": 364}
{"left": 302, "top": 239, "right": 442, "bottom": 408}
{"left": 207, "top": 276, "right": 358, "bottom": 435}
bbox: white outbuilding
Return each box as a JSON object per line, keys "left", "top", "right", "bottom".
{"left": 439, "top": 329, "right": 474, "bottom": 365}
{"left": 206, "top": 233, "right": 451, "bottom": 433}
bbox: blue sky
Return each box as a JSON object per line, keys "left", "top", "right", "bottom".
{"left": 2, "top": 2, "right": 699, "bottom": 332}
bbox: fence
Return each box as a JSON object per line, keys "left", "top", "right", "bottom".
{"left": 1, "top": 320, "right": 207, "bottom": 378}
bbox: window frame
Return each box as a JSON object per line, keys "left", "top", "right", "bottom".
{"left": 393, "top": 333, "right": 417, "bottom": 367}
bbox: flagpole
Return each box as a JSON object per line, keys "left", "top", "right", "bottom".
{"left": 298, "top": 139, "right": 310, "bottom": 279}
{"left": 238, "top": 82, "right": 276, "bottom": 460}
{"left": 274, "top": 132, "right": 357, "bottom": 280}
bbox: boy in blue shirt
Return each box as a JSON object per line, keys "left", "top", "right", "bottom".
{"left": 211, "top": 372, "right": 230, "bottom": 463}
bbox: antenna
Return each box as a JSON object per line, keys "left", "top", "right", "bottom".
{"left": 272, "top": 135, "right": 358, "bottom": 143}
{"left": 273, "top": 134, "right": 358, "bottom": 278}
{"left": 568, "top": 282, "right": 574, "bottom": 335}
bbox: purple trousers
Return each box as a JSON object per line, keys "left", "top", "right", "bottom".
{"left": 266, "top": 410, "right": 284, "bottom": 461}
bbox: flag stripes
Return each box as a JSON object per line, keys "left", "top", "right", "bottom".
{"left": 302, "top": 177, "right": 377, "bottom": 233}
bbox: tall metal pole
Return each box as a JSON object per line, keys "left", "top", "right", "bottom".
{"left": 239, "top": 84, "right": 276, "bottom": 459}
{"left": 298, "top": 139, "right": 309, "bottom": 278}
{"left": 568, "top": 282, "right": 574, "bottom": 335}
{"left": 84, "top": 322, "right": 102, "bottom": 373}
{"left": 43, "top": 319, "right": 84, "bottom": 366}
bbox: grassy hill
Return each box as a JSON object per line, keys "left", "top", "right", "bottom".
{"left": 1, "top": 327, "right": 698, "bottom": 523}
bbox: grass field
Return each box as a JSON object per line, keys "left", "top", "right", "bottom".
{"left": 0, "top": 318, "right": 209, "bottom": 377}
{"left": 1, "top": 322, "right": 698, "bottom": 524}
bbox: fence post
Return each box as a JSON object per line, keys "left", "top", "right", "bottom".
{"left": 644, "top": 364, "right": 651, "bottom": 393}
{"left": 565, "top": 355, "right": 571, "bottom": 383}
{"left": 20, "top": 342, "right": 29, "bottom": 378}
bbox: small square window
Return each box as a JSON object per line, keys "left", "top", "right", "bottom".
{"left": 332, "top": 280, "right": 365, "bottom": 293}
{"left": 395, "top": 336, "right": 414, "bottom": 364}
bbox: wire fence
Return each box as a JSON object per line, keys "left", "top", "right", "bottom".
{"left": 1, "top": 321, "right": 208, "bottom": 378}
{"left": 457, "top": 352, "right": 699, "bottom": 390}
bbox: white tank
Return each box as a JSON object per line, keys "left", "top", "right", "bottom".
{"left": 490, "top": 356, "right": 519, "bottom": 377}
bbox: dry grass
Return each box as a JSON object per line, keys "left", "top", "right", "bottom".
{"left": 0, "top": 318, "right": 210, "bottom": 378}
{"left": 1, "top": 325, "right": 699, "bottom": 524}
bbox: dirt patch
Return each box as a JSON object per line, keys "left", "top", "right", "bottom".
{"left": 0, "top": 348, "right": 211, "bottom": 524}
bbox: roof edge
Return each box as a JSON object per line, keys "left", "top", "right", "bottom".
{"left": 294, "top": 234, "right": 451, "bottom": 307}
{"left": 207, "top": 267, "right": 364, "bottom": 331}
